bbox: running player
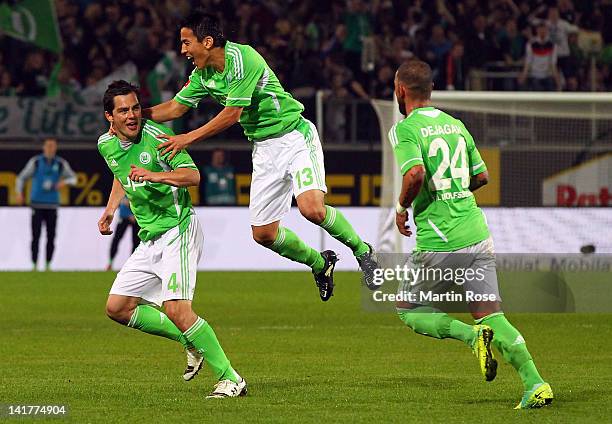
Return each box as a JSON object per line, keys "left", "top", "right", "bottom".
{"left": 389, "top": 60, "right": 552, "bottom": 409}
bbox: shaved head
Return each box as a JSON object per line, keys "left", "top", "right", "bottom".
{"left": 396, "top": 60, "right": 433, "bottom": 101}
{"left": 394, "top": 59, "right": 433, "bottom": 115}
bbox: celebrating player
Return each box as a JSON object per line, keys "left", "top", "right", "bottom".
{"left": 140, "top": 11, "right": 378, "bottom": 300}
{"left": 97, "top": 80, "right": 246, "bottom": 399}
{"left": 389, "top": 60, "right": 552, "bottom": 409}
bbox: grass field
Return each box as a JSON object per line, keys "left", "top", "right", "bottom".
{"left": 1, "top": 271, "right": 610, "bottom": 423}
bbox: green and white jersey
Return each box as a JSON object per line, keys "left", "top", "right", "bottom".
{"left": 390, "top": 106, "right": 490, "bottom": 251}
{"left": 97, "top": 120, "right": 198, "bottom": 241}
{"left": 174, "top": 41, "right": 304, "bottom": 141}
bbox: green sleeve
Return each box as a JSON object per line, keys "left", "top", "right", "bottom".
{"left": 173, "top": 68, "right": 207, "bottom": 108}
{"left": 461, "top": 123, "right": 487, "bottom": 175}
{"left": 390, "top": 123, "right": 424, "bottom": 175}
{"left": 225, "top": 48, "right": 264, "bottom": 107}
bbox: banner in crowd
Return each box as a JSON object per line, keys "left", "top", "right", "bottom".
{"left": 0, "top": 97, "right": 107, "bottom": 139}
{"left": 542, "top": 154, "right": 612, "bottom": 206}
{"left": 0, "top": 0, "right": 62, "bottom": 53}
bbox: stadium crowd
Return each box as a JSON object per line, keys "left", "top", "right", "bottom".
{"left": 1, "top": 0, "right": 611, "bottom": 104}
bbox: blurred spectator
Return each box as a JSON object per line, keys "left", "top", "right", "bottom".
{"left": 202, "top": 149, "right": 236, "bottom": 206}
{"left": 465, "top": 14, "right": 500, "bottom": 71}
{"left": 17, "top": 52, "right": 48, "bottom": 96}
{"left": 343, "top": 0, "right": 373, "bottom": 83}
{"left": 564, "top": 31, "right": 586, "bottom": 90}
{"left": 370, "top": 64, "right": 395, "bottom": 99}
{"left": 325, "top": 72, "right": 351, "bottom": 142}
{"left": 499, "top": 19, "right": 527, "bottom": 65}
{"left": 426, "top": 25, "right": 452, "bottom": 89}
{"left": 519, "top": 23, "right": 561, "bottom": 91}
{"left": 15, "top": 138, "right": 77, "bottom": 271}
{"left": 446, "top": 42, "right": 467, "bottom": 90}
{"left": 546, "top": 6, "right": 579, "bottom": 79}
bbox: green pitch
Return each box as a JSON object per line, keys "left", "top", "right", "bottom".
{"left": 1, "top": 272, "right": 610, "bottom": 423}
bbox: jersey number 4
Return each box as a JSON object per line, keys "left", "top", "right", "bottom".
{"left": 167, "top": 273, "right": 179, "bottom": 292}
{"left": 428, "top": 137, "right": 469, "bottom": 191}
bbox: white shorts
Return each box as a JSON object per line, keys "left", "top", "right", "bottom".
{"left": 249, "top": 119, "right": 327, "bottom": 226}
{"left": 109, "top": 215, "right": 204, "bottom": 306}
{"left": 397, "top": 237, "right": 501, "bottom": 309}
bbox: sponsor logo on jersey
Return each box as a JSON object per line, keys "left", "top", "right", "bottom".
{"left": 139, "top": 152, "right": 151, "bottom": 165}
{"left": 205, "top": 80, "right": 216, "bottom": 88}
{"left": 109, "top": 159, "right": 118, "bottom": 167}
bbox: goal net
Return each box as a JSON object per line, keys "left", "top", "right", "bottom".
{"left": 371, "top": 92, "right": 612, "bottom": 254}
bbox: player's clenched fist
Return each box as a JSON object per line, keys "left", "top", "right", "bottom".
{"left": 98, "top": 210, "right": 114, "bottom": 235}
{"left": 396, "top": 211, "right": 412, "bottom": 237}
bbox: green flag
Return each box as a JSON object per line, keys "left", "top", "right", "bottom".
{"left": 0, "top": 0, "right": 62, "bottom": 53}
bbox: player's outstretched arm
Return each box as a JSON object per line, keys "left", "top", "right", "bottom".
{"left": 98, "top": 178, "right": 125, "bottom": 235}
{"left": 143, "top": 99, "right": 190, "bottom": 122}
{"left": 128, "top": 165, "right": 200, "bottom": 188}
{"left": 157, "top": 106, "right": 243, "bottom": 159}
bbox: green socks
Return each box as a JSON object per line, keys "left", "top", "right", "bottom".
{"left": 398, "top": 307, "right": 545, "bottom": 390}
{"left": 127, "top": 307, "right": 238, "bottom": 382}
{"left": 183, "top": 317, "right": 239, "bottom": 383}
{"left": 479, "top": 313, "right": 544, "bottom": 389}
{"left": 398, "top": 306, "right": 474, "bottom": 344}
{"left": 268, "top": 227, "right": 325, "bottom": 273}
{"left": 127, "top": 305, "right": 190, "bottom": 349}
{"left": 320, "top": 206, "right": 369, "bottom": 257}
{"left": 265, "top": 206, "right": 368, "bottom": 272}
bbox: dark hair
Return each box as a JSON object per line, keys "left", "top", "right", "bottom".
{"left": 180, "top": 10, "right": 226, "bottom": 47}
{"left": 396, "top": 60, "right": 433, "bottom": 100}
{"left": 103, "top": 80, "right": 140, "bottom": 114}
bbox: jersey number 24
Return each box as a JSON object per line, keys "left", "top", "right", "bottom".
{"left": 428, "top": 137, "right": 469, "bottom": 191}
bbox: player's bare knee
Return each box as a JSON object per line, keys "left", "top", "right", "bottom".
{"left": 252, "top": 229, "right": 276, "bottom": 246}
{"left": 105, "top": 300, "right": 131, "bottom": 325}
{"left": 469, "top": 300, "right": 502, "bottom": 320}
{"left": 299, "top": 204, "right": 326, "bottom": 224}
{"left": 164, "top": 306, "right": 193, "bottom": 331}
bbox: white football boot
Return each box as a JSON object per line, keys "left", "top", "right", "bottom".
{"left": 183, "top": 348, "right": 204, "bottom": 381}
{"left": 206, "top": 374, "right": 248, "bottom": 399}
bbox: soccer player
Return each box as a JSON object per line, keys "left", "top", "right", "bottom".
{"left": 97, "top": 80, "right": 246, "bottom": 399}
{"left": 389, "top": 60, "right": 553, "bottom": 409}
{"left": 15, "top": 138, "right": 77, "bottom": 271}
{"left": 140, "top": 11, "right": 378, "bottom": 300}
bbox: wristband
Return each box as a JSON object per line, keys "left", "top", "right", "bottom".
{"left": 396, "top": 202, "right": 407, "bottom": 214}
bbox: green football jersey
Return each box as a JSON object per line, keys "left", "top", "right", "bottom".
{"left": 97, "top": 120, "right": 198, "bottom": 241}
{"left": 174, "top": 41, "right": 304, "bottom": 141}
{"left": 390, "top": 106, "right": 490, "bottom": 251}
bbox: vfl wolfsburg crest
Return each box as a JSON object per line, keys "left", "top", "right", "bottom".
{"left": 139, "top": 152, "right": 152, "bottom": 165}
